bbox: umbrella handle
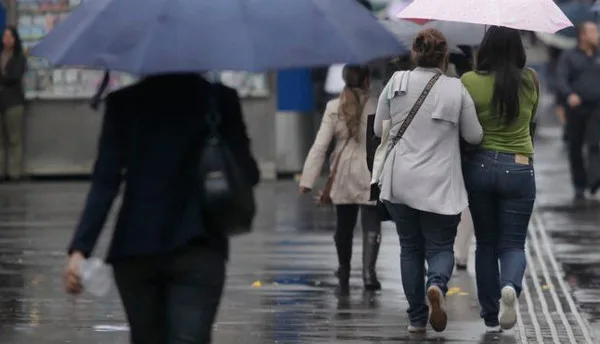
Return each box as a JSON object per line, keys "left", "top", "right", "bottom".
{"left": 90, "top": 71, "right": 111, "bottom": 110}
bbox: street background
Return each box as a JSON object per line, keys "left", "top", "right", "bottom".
{"left": 0, "top": 42, "right": 597, "bottom": 344}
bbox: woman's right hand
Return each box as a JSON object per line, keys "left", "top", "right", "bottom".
{"left": 64, "top": 251, "right": 85, "bottom": 295}
{"left": 299, "top": 186, "right": 311, "bottom": 194}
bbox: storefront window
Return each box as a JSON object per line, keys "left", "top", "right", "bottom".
{"left": 15, "top": 0, "right": 269, "bottom": 99}
{"left": 17, "top": 0, "right": 136, "bottom": 99}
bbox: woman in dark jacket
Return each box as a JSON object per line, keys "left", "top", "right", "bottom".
{"left": 63, "top": 74, "right": 260, "bottom": 344}
{"left": 0, "top": 27, "right": 26, "bottom": 181}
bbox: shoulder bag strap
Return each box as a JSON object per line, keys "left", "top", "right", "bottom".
{"left": 386, "top": 72, "right": 442, "bottom": 154}
{"left": 329, "top": 137, "right": 350, "bottom": 177}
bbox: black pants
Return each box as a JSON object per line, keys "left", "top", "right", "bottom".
{"left": 566, "top": 105, "right": 600, "bottom": 192}
{"left": 334, "top": 204, "right": 380, "bottom": 266}
{"left": 113, "top": 243, "right": 226, "bottom": 344}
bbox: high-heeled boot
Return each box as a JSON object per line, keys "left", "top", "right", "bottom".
{"left": 362, "top": 231, "right": 382, "bottom": 291}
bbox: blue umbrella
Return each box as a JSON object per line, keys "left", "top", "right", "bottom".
{"left": 556, "top": 1, "right": 595, "bottom": 38}
{"left": 30, "top": 0, "right": 406, "bottom": 75}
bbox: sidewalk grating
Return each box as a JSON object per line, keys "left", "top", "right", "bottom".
{"left": 518, "top": 211, "right": 596, "bottom": 344}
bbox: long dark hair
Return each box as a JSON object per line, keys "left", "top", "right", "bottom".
{"left": 476, "top": 26, "right": 528, "bottom": 124}
{"left": 3, "top": 26, "right": 24, "bottom": 56}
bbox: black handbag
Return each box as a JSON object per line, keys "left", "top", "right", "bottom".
{"left": 366, "top": 114, "right": 391, "bottom": 221}
{"left": 198, "top": 83, "right": 256, "bottom": 236}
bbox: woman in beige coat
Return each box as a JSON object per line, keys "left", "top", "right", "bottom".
{"left": 299, "top": 65, "right": 381, "bottom": 295}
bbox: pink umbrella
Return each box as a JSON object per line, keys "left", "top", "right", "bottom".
{"left": 396, "top": 0, "right": 573, "bottom": 33}
{"left": 386, "top": 0, "right": 431, "bottom": 24}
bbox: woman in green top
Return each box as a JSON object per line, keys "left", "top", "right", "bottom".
{"left": 460, "top": 26, "right": 539, "bottom": 333}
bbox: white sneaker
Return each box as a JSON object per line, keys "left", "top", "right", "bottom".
{"left": 486, "top": 325, "right": 502, "bottom": 333}
{"left": 499, "top": 286, "right": 518, "bottom": 330}
{"left": 407, "top": 325, "right": 426, "bottom": 334}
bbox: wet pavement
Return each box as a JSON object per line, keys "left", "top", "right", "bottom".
{"left": 0, "top": 45, "right": 597, "bottom": 343}
{"left": 0, "top": 171, "right": 594, "bottom": 343}
{"left": 535, "top": 111, "right": 600, "bottom": 340}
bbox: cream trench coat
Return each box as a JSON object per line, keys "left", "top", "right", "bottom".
{"left": 300, "top": 96, "right": 377, "bottom": 205}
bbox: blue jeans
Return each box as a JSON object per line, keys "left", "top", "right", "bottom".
{"left": 462, "top": 149, "right": 535, "bottom": 327}
{"left": 384, "top": 202, "right": 460, "bottom": 327}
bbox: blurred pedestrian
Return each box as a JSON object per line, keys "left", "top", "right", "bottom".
{"left": 0, "top": 27, "right": 26, "bottom": 181}
{"left": 64, "top": 74, "right": 260, "bottom": 344}
{"left": 454, "top": 208, "right": 473, "bottom": 270}
{"left": 375, "top": 29, "right": 482, "bottom": 333}
{"left": 557, "top": 21, "right": 600, "bottom": 201}
{"left": 461, "top": 26, "right": 540, "bottom": 332}
{"left": 300, "top": 65, "right": 382, "bottom": 295}
{"left": 547, "top": 45, "right": 568, "bottom": 142}
{"left": 447, "top": 48, "right": 476, "bottom": 271}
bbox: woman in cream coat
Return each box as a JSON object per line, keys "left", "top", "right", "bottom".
{"left": 300, "top": 65, "right": 382, "bottom": 295}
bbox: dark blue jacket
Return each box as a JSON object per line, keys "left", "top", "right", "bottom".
{"left": 557, "top": 47, "right": 600, "bottom": 104}
{"left": 68, "top": 75, "right": 260, "bottom": 262}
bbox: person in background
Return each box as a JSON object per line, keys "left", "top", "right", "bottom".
{"left": 300, "top": 65, "right": 382, "bottom": 295}
{"left": 450, "top": 45, "right": 474, "bottom": 77}
{"left": 0, "top": 27, "right": 26, "bottom": 181}
{"left": 547, "top": 45, "right": 568, "bottom": 142}
{"left": 448, "top": 46, "right": 477, "bottom": 271}
{"left": 454, "top": 208, "right": 474, "bottom": 270}
{"left": 64, "top": 74, "right": 260, "bottom": 344}
{"left": 557, "top": 21, "right": 600, "bottom": 201}
{"left": 461, "top": 26, "right": 539, "bottom": 332}
{"left": 375, "top": 29, "right": 482, "bottom": 333}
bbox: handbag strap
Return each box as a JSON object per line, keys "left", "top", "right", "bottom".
{"left": 387, "top": 72, "right": 442, "bottom": 154}
{"left": 329, "top": 137, "right": 351, "bottom": 178}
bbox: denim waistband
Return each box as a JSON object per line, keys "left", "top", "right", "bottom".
{"left": 470, "top": 149, "right": 533, "bottom": 165}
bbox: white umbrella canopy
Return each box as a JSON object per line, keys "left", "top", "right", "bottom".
{"left": 397, "top": 0, "right": 573, "bottom": 33}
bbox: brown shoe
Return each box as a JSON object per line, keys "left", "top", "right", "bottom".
{"left": 427, "top": 285, "right": 447, "bottom": 332}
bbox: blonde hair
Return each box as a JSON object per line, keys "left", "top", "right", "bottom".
{"left": 339, "top": 65, "right": 370, "bottom": 141}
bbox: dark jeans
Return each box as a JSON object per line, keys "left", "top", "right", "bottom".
{"left": 384, "top": 202, "right": 460, "bottom": 327}
{"left": 334, "top": 204, "right": 381, "bottom": 267}
{"left": 566, "top": 104, "right": 600, "bottom": 193}
{"left": 462, "top": 149, "right": 535, "bottom": 327}
{"left": 113, "top": 242, "right": 226, "bottom": 344}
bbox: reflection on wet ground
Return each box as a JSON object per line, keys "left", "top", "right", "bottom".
{"left": 535, "top": 128, "right": 600, "bottom": 339}
{"left": 0, "top": 181, "right": 527, "bottom": 343}
{"left": 0, "top": 100, "right": 595, "bottom": 342}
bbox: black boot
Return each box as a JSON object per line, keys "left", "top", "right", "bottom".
{"left": 335, "top": 238, "right": 352, "bottom": 296}
{"left": 362, "top": 231, "right": 382, "bottom": 291}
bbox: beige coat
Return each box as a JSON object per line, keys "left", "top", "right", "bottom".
{"left": 300, "top": 96, "right": 377, "bottom": 205}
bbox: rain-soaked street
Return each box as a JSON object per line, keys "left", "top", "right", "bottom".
{"left": 0, "top": 120, "right": 598, "bottom": 343}
{"left": 0, "top": 63, "right": 598, "bottom": 343}
{"left": 535, "top": 116, "right": 600, "bottom": 340}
